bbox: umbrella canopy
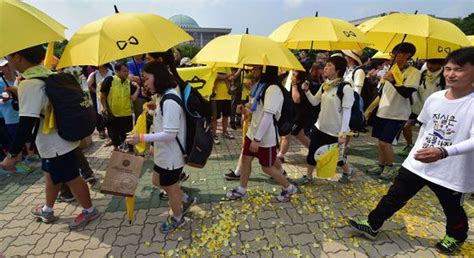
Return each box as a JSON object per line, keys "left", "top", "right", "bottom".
{"left": 192, "top": 34, "right": 304, "bottom": 71}
{"left": 468, "top": 35, "right": 474, "bottom": 46}
{"left": 371, "top": 51, "right": 391, "bottom": 60}
{"left": 0, "top": 0, "right": 66, "bottom": 56}
{"left": 358, "top": 13, "right": 470, "bottom": 59}
{"left": 269, "top": 16, "right": 372, "bottom": 50}
{"left": 58, "top": 12, "right": 192, "bottom": 68}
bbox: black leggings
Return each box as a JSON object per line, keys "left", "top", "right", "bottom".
{"left": 306, "top": 128, "right": 338, "bottom": 166}
{"left": 368, "top": 166, "right": 468, "bottom": 242}
{"left": 107, "top": 115, "right": 133, "bottom": 148}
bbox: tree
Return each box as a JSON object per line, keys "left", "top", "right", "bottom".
{"left": 54, "top": 40, "right": 68, "bottom": 58}
{"left": 451, "top": 13, "right": 474, "bottom": 35}
{"left": 177, "top": 44, "right": 201, "bottom": 59}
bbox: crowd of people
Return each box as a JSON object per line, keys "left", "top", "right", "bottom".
{"left": 0, "top": 41, "right": 473, "bottom": 254}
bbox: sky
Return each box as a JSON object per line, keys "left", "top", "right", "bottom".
{"left": 25, "top": 0, "right": 474, "bottom": 38}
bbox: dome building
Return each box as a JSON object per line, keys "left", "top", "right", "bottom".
{"left": 169, "top": 14, "right": 231, "bottom": 47}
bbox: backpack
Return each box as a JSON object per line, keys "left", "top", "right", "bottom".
{"left": 352, "top": 67, "right": 378, "bottom": 111}
{"left": 323, "top": 81, "right": 365, "bottom": 132}
{"left": 261, "top": 84, "right": 295, "bottom": 137}
{"left": 420, "top": 69, "right": 445, "bottom": 90}
{"left": 36, "top": 73, "right": 97, "bottom": 141}
{"left": 160, "top": 84, "right": 213, "bottom": 168}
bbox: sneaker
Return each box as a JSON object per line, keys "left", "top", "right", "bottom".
{"left": 160, "top": 216, "right": 186, "bottom": 234}
{"left": 380, "top": 166, "right": 397, "bottom": 180}
{"left": 182, "top": 196, "right": 197, "bottom": 214}
{"left": 397, "top": 145, "right": 412, "bottom": 157}
{"left": 348, "top": 218, "right": 379, "bottom": 240}
{"left": 222, "top": 132, "right": 235, "bottom": 139}
{"left": 278, "top": 156, "right": 285, "bottom": 163}
{"left": 180, "top": 172, "right": 189, "bottom": 183}
{"left": 276, "top": 184, "right": 299, "bottom": 202}
{"left": 15, "top": 161, "right": 32, "bottom": 175}
{"left": 104, "top": 139, "right": 114, "bottom": 147}
{"left": 31, "top": 205, "right": 58, "bottom": 223}
{"left": 224, "top": 169, "right": 240, "bottom": 181}
{"left": 57, "top": 193, "right": 75, "bottom": 203}
{"left": 338, "top": 167, "right": 354, "bottom": 184}
{"left": 226, "top": 188, "right": 248, "bottom": 200}
{"left": 367, "top": 165, "right": 384, "bottom": 176}
{"left": 435, "top": 235, "right": 463, "bottom": 255}
{"left": 213, "top": 135, "right": 220, "bottom": 145}
{"left": 69, "top": 208, "right": 100, "bottom": 230}
{"left": 99, "top": 131, "right": 107, "bottom": 140}
{"left": 294, "top": 175, "right": 313, "bottom": 185}
{"left": 159, "top": 191, "right": 168, "bottom": 200}
{"left": 230, "top": 121, "right": 237, "bottom": 130}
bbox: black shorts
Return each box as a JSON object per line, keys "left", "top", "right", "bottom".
{"left": 306, "top": 128, "right": 338, "bottom": 166}
{"left": 407, "top": 112, "right": 421, "bottom": 126}
{"left": 41, "top": 149, "right": 81, "bottom": 185}
{"left": 213, "top": 100, "right": 231, "bottom": 119}
{"left": 372, "top": 116, "right": 405, "bottom": 144}
{"left": 153, "top": 165, "right": 183, "bottom": 187}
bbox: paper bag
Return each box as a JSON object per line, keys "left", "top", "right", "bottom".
{"left": 101, "top": 151, "right": 145, "bottom": 197}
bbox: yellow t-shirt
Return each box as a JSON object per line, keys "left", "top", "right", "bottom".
{"left": 213, "top": 67, "right": 232, "bottom": 100}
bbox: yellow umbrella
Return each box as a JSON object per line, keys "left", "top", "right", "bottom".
{"left": 192, "top": 34, "right": 304, "bottom": 71}
{"left": 57, "top": 12, "right": 192, "bottom": 68}
{"left": 269, "top": 16, "right": 372, "bottom": 50}
{"left": 0, "top": 0, "right": 66, "bottom": 56}
{"left": 358, "top": 13, "right": 470, "bottom": 59}
{"left": 125, "top": 196, "right": 135, "bottom": 224}
{"left": 468, "top": 35, "right": 474, "bottom": 46}
{"left": 371, "top": 51, "right": 391, "bottom": 60}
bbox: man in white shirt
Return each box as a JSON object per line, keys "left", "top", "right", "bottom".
{"left": 368, "top": 43, "right": 421, "bottom": 180}
{"left": 349, "top": 46, "right": 474, "bottom": 255}
{"left": 2, "top": 45, "right": 98, "bottom": 229}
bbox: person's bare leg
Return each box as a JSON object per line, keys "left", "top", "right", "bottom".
{"left": 211, "top": 118, "right": 217, "bottom": 135}
{"left": 239, "top": 154, "right": 253, "bottom": 188}
{"left": 295, "top": 130, "right": 310, "bottom": 148}
{"left": 379, "top": 141, "right": 395, "bottom": 165}
{"left": 377, "top": 141, "right": 385, "bottom": 165}
{"left": 152, "top": 172, "right": 161, "bottom": 188}
{"left": 279, "top": 136, "right": 290, "bottom": 156}
{"left": 66, "top": 176, "right": 93, "bottom": 209}
{"left": 402, "top": 123, "right": 413, "bottom": 146}
{"left": 44, "top": 172, "right": 61, "bottom": 208}
{"left": 306, "top": 165, "right": 315, "bottom": 179}
{"left": 162, "top": 183, "right": 183, "bottom": 217}
{"left": 222, "top": 116, "right": 229, "bottom": 134}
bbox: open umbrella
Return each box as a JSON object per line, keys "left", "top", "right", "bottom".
{"left": 269, "top": 16, "right": 372, "bottom": 50}
{"left": 0, "top": 0, "right": 66, "bottom": 56}
{"left": 192, "top": 34, "right": 304, "bottom": 71}
{"left": 57, "top": 10, "right": 192, "bottom": 68}
{"left": 358, "top": 13, "right": 470, "bottom": 59}
{"left": 468, "top": 36, "right": 474, "bottom": 46}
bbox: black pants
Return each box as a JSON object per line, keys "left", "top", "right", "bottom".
{"left": 368, "top": 166, "right": 468, "bottom": 242}
{"left": 230, "top": 92, "right": 242, "bottom": 125}
{"left": 107, "top": 115, "right": 133, "bottom": 148}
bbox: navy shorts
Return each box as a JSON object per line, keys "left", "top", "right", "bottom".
{"left": 371, "top": 116, "right": 405, "bottom": 144}
{"left": 153, "top": 165, "right": 183, "bottom": 187}
{"left": 41, "top": 149, "right": 81, "bottom": 185}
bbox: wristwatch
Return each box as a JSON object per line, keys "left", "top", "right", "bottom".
{"left": 6, "top": 152, "right": 18, "bottom": 159}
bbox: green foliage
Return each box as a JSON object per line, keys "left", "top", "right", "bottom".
{"left": 451, "top": 13, "right": 474, "bottom": 35}
{"left": 177, "top": 44, "right": 201, "bottom": 59}
{"left": 53, "top": 40, "right": 68, "bottom": 58}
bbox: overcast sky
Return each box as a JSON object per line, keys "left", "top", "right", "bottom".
{"left": 25, "top": 0, "right": 473, "bottom": 38}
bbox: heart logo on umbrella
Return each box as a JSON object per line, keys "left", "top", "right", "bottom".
{"left": 437, "top": 46, "right": 451, "bottom": 54}
{"left": 116, "top": 36, "right": 139, "bottom": 50}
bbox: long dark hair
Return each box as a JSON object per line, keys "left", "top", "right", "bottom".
{"left": 147, "top": 50, "right": 186, "bottom": 89}
{"left": 142, "top": 61, "right": 177, "bottom": 95}
{"left": 260, "top": 66, "right": 281, "bottom": 86}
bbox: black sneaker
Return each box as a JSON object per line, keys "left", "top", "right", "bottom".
{"left": 182, "top": 196, "right": 197, "bottom": 214}
{"left": 159, "top": 191, "right": 168, "bottom": 200}
{"left": 57, "top": 193, "right": 75, "bottom": 203}
{"left": 224, "top": 169, "right": 240, "bottom": 181}
{"left": 435, "top": 235, "right": 463, "bottom": 255}
{"left": 180, "top": 172, "right": 189, "bottom": 183}
{"left": 348, "top": 218, "right": 379, "bottom": 240}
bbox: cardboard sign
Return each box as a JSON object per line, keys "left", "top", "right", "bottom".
{"left": 101, "top": 151, "right": 144, "bottom": 197}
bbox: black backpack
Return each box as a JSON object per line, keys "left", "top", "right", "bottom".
{"left": 323, "top": 81, "right": 365, "bottom": 132}
{"left": 36, "top": 73, "right": 96, "bottom": 141}
{"left": 261, "top": 84, "right": 295, "bottom": 137}
{"left": 420, "top": 69, "right": 445, "bottom": 90}
{"left": 160, "top": 84, "right": 213, "bottom": 168}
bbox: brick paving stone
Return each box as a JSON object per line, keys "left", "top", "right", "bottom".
{"left": 57, "top": 240, "right": 90, "bottom": 253}
{"left": 285, "top": 223, "right": 311, "bottom": 235}
{"left": 0, "top": 236, "right": 15, "bottom": 253}
{"left": 4, "top": 244, "right": 34, "bottom": 257}
{"left": 28, "top": 233, "right": 56, "bottom": 256}
{"left": 42, "top": 232, "right": 70, "bottom": 254}
{"left": 291, "top": 233, "right": 317, "bottom": 246}
{"left": 0, "top": 226, "right": 25, "bottom": 239}
{"left": 322, "top": 240, "right": 350, "bottom": 253}
{"left": 82, "top": 248, "right": 110, "bottom": 258}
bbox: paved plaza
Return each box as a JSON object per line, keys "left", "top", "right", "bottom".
{"left": 0, "top": 129, "right": 473, "bottom": 257}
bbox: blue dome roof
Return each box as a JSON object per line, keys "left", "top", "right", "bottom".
{"left": 169, "top": 14, "right": 200, "bottom": 28}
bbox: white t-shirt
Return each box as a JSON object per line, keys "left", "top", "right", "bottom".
{"left": 403, "top": 91, "right": 474, "bottom": 193}
{"left": 90, "top": 69, "right": 114, "bottom": 112}
{"left": 343, "top": 67, "right": 365, "bottom": 94}
{"left": 314, "top": 83, "right": 355, "bottom": 137}
{"left": 154, "top": 88, "right": 186, "bottom": 170}
{"left": 18, "top": 67, "right": 79, "bottom": 159}
{"left": 411, "top": 69, "right": 443, "bottom": 115}
{"left": 246, "top": 85, "right": 283, "bottom": 147}
{"left": 377, "top": 66, "right": 421, "bottom": 121}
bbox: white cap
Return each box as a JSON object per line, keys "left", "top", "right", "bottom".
{"left": 0, "top": 58, "right": 8, "bottom": 66}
